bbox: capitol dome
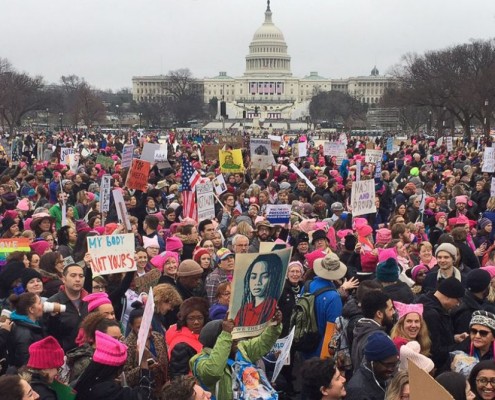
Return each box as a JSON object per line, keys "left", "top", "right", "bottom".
{"left": 245, "top": 1, "right": 292, "bottom": 77}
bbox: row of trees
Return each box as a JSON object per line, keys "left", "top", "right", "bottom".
{"left": 0, "top": 59, "right": 205, "bottom": 132}
{"left": 382, "top": 38, "right": 495, "bottom": 137}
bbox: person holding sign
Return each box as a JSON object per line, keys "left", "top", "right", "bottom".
{"left": 233, "top": 253, "right": 283, "bottom": 327}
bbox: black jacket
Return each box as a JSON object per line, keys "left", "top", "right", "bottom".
{"left": 341, "top": 297, "right": 362, "bottom": 349}
{"left": 345, "top": 364, "right": 387, "bottom": 400}
{"left": 7, "top": 319, "right": 44, "bottom": 368}
{"left": 30, "top": 374, "right": 57, "bottom": 400}
{"left": 169, "top": 342, "right": 197, "bottom": 378}
{"left": 452, "top": 291, "right": 485, "bottom": 334}
{"left": 381, "top": 281, "right": 415, "bottom": 304}
{"left": 46, "top": 289, "right": 88, "bottom": 352}
{"left": 416, "top": 292, "right": 456, "bottom": 372}
{"left": 278, "top": 280, "right": 302, "bottom": 337}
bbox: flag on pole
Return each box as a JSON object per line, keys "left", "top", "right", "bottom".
{"left": 181, "top": 156, "right": 201, "bottom": 220}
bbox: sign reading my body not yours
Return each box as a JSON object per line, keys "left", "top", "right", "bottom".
{"left": 87, "top": 234, "right": 136, "bottom": 275}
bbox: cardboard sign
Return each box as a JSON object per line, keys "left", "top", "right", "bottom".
{"left": 121, "top": 144, "right": 134, "bottom": 168}
{"left": 204, "top": 144, "right": 221, "bottom": 161}
{"left": 212, "top": 174, "right": 227, "bottom": 195}
{"left": 60, "top": 147, "right": 74, "bottom": 164}
{"left": 409, "top": 360, "right": 453, "bottom": 400}
{"left": 134, "top": 269, "right": 161, "bottom": 294}
{"left": 196, "top": 182, "right": 216, "bottom": 222}
{"left": 365, "top": 149, "right": 383, "bottom": 164}
{"left": 483, "top": 147, "right": 495, "bottom": 173}
{"left": 351, "top": 179, "right": 376, "bottom": 216}
{"left": 218, "top": 136, "right": 243, "bottom": 147}
{"left": 87, "top": 234, "right": 136, "bottom": 275}
{"left": 96, "top": 154, "right": 114, "bottom": 170}
{"left": 113, "top": 189, "right": 132, "bottom": 231}
{"left": 219, "top": 149, "right": 244, "bottom": 173}
{"left": 320, "top": 322, "right": 336, "bottom": 359}
{"left": 100, "top": 175, "right": 112, "bottom": 213}
{"left": 126, "top": 159, "right": 151, "bottom": 191}
{"left": 138, "top": 287, "right": 155, "bottom": 364}
{"left": 266, "top": 204, "right": 291, "bottom": 225}
{"left": 289, "top": 163, "right": 316, "bottom": 192}
{"left": 228, "top": 247, "right": 292, "bottom": 339}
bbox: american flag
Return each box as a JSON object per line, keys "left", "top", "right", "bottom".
{"left": 181, "top": 156, "right": 200, "bottom": 219}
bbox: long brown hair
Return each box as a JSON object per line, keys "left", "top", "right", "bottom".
{"left": 390, "top": 313, "right": 431, "bottom": 356}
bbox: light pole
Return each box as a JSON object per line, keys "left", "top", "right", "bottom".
{"left": 138, "top": 112, "right": 142, "bottom": 129}
{"left": 46, "top": 108, "right": 49, "bottom": 131}
{"left": 485, "top": 99, "right": 490, "bottom": 139}
{"left": 59, "top": 113, "right": 63, "bottom": 131}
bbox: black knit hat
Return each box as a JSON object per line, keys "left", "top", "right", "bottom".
{"left": 296, "top": 232, "right": 309, "bottom": 246}
{"left": 466, "top": 269, "right": 491, "bottom": 293}
{"left": 21, "top": 268, "right": 42, "bottom": 290}
{"left": 199, "top": 320, "right": 223, "bottom": 348}
{"left": 438, "top": 277, "right": 465, "bottom": 299}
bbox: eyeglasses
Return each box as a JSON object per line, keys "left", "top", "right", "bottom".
{"left": 470, "top": 328, "right": 491, "bottom": 338}
{"left": 476, "top": 377, "right": 495, "bottom": 386}
{"left": 92, "top": 285, "right": 106, "bottom": 292}
{"left": 220, "top": 292, "right": 231, "bottom": 297}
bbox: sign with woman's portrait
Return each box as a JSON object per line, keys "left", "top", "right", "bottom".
{"left": 228, "top": 247, "right": 292, "bottom": 339}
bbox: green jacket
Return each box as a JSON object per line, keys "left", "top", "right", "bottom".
{"left": 49, "top": 203, "right": 79, "bottom": 231}
{"left": 190, "top": 324, "right": 282, "bottom": 400}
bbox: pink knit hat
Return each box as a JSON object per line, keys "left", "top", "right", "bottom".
{"left": 29, "top": 240, "right": 52, "bottom": 256}
{"left": 353, "top": 218, "right": 368, "bottom": 230}
{"left": 150, "top": 251, "right": 178, "bottom": 272}
{"left": 151, "top": 212, "right": 165, "bottom": 222}
{"left": 16, "top": 198, "right": 30, "bottom": 212}
{"left": 93, "top": 331, "right": 128, "bottom": 366}
{"left": 305, "top": 249, "right": 326, "bottom": 269}
{"left": 166, "top": 236, "right": 183, "bottom": 252}
{"left": 143, "top": 235, "right": 160, "bottom": 249}
{"left": 376, "top": 228, "right": 392, "bottom": 245}
{"left": 84, "top": 292, "right": 112, "bottom": 313}
{"left": 377, "top": 247, "right": 398, "bottom": 264}
{"left": 393, "top": 301, "right": 424, "bottom": 320}
{"left": 356, "top": 224, "right": 373, "bottom": 238}
{"left": 27, "top": 336, "right": 65, "bottom": 369}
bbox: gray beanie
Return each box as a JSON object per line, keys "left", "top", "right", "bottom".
{"left": 435, "top": 243, "right": 457, "bottom": 259}
{"left": 199, "top": 320, "right": 224, "bottom": 349}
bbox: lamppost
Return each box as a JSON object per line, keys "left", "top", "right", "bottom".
{"left": 428, "top": 110, "right": 432, "bottom": 136}
{"left": 442, "top": 106, "right": 447, "bottom": 137}
{"left": 59, "top": 113, "right": 63, "bottom": 131}
{"left": 115, "top": 105, "right": 120, "bottom": 131}
{"left": 485, "top": 99, "right": 490, "bottom": 139}
{"left": 138, "top": 112, "right": 142, "bottom": 129}
{"left": 45, "top": 108, "right": 49, "bottom": 130}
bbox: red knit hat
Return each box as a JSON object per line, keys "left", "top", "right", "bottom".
{"left": 84, "top": 292, "right": 112, "bottom": 313}
{"left": 27, "top": 336, "right": 64, "bottom": 369}
{"left": 93, "top": 331, "right": 128, "bottom": 366}
{"left": 193, "top": 248, "right": 210, "bottom": 264}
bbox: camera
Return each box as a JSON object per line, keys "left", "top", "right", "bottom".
{"left": 43, "top": 302, "right": 66, "bottom": 313}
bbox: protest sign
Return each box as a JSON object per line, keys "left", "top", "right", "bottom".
{"left": 68, "top": 153, "right": 79, "bottom": 173}
{"left": 351, "top": 179, "right": 376, "bottom": 216}
{"left": 267, "top": 327, "right": 295, "bottom": 383}
{"left": 386, "top": 137, "right": 394, "bottom": 152}
{"left": 491, "top": 178, "right": 495, "bottom": 197}
{"left": 228, "top": 247, "right": 292, "bottom": 339}
{"left": 268, "top": 135, "right": 282, "bottom": 154}
{"left": 483, "top": 147, "right": 495, "bottom": 173}
{"left": 141, "top": 143, "right": 161, "bottom": 163}
{"left": 250, "top": 138, "right": 275, "bottom": 169}
{"left": 96, "top": 154, "right": 114, "bottom": 170}
{"left": 409, "top": 360, "right": 453, "bottom": 400}
{"left": 218, "top": 136, "right": 243, "bottom": 148}
{"left": 339, "top": 132, "right": 348, "bottom": 146}
{"left": 134, "top": 269, "right": 161, "bottom": 294}
{"left": 374, "top": 161, "right": 382, "bottom": 179}
{"left": 219, "top": 149, "right": 244, "bottom": 173}
{"left": 61, "top": 203, "right": 67, "bottom": 227}
{"left": 154, "top": 149, "right": 167, "bottom": 162}
{"left": 0, "top": 238, "right": 31, "bottom": 265}
{"left": 356, "top": 160, "right": 361, "bottom": 181}
{"left": 212, "top": 174, "right": 227, "bottom": 196}
{"left": 126, "top": 159, "right": 151, "bottom": 191}
{"left": 289, "top": 163, "right": 316, "bottom": 192}
{"left": 446, "top": 136, "right": 453, "bottom": 152}
{"left": 100, "top": 175, "right": 112, "bottom": 213}
{"left": 138, "top": 287, "right": 155, "bottom": 364}
{"left": 121, "top": 144, "right": 134, "bottom": 168}
{"left": 437, "top": 137, "right": 444, "bottom": 147}
{"left": 60, "top": 147, "right": 74, "bottom": 164}
{"left": 292, "top": 142, "right": 307, "bottom": 158}
{"left": 204, "top": 144, "right": 221, "bottom": 161}
{"left": 196, "top": 182, "right": 215, "bottom": 221}
{"left": 87, "top": 234, "right": 136, "bottom": 275}
{"left": 80, "top": 148, "right": 90, "bottom": 158}
{"left": 320, "top": 322, "right": 336, "bottom": 358}
{"left": 112, "top": 189, "right": 132, "bottom": 231}
{"left": 324, "top": 142, "right": 346, "bottom": 165}
{"left": 365, "top": 149, "right": 383, "bottom": 164}
{"left": 265, "top": 204, "right": 291, "bottom": 225}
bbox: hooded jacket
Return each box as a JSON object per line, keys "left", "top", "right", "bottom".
{"left": 345, "top": 363, "right": 387, "bottom": 400}
{"left": 351, "top": 318, "right": 385, "bottom": 372}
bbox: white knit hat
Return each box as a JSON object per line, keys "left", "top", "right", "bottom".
{"left": 399, "top": 341, "right": 434, "bottom": 373}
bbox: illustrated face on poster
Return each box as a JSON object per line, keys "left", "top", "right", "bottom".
{"left": 228, "top": 247, "right": 292, "bottom": 339}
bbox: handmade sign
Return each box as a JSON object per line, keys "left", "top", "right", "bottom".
{"left": 386, "top": 137, "right": 394, "bottom": 152}
{"left": 100, "top": 175, "right": 112, "bottom": 213}
{"left": 68, "top": 153, "right": 79, "bottom": 173}
{"left": 121, "top": 144, "right": 134, "bottom": 168}
{"left": 0, "top": 238, "right": 31, "bottom": 265}
{"left": 212, "top": 174, "right": 227, "bottom": 196}
{"left": 446, "top": 136, "right": 453, "bottom": 152}
{"left": 250, "top": 138, "right": 275, "bottom": 169}
{"left": 268, "top": 135, "right": 282, "bottom": 154}
{"left": 218, "top": 136, "right": 243, "bottom": 147}
{"left": 365, "top": 149, "right": 383, "bottom": 164}
{"left": 324, "top": 142, "right": 346, "bottom": 165}
{"left": 270, "top": 327, "right": 295, "bottom": 383}
{"left": 265, "top": 204, "right": 291, "bottom": 225}
{"left": 96, "top": 154, "right": 114, "bottom": 170}
{"left": 292, "top": 142, "right": 307, "bottom": 158}
{"left": 219, "top": 149, "right": 244, "bottom": 173}
{"left": 351, "top": 179, "right": 376, "bottom": 216}
{"left": 154, "top": 149, "right": 167, "bottom": 162}
{"left": 87, "top": 234, "right": 136, "bottom": 275}
{"left": 228, "top": 247, "right": 292, "bottom": 339}
{"left": 196, "top": 182, "right": 216, "bottom": 221}
{"left": 60, "top": 147, "right": 74, "bottom": 164}
{"left": 483, "top": 147, "right": 495, "bottom": 173}
{"left": 409, "top": 360, "right": 453, "bottom": 400}
{"left": 134, "top": 269, "right": 161, "bottom": 294}
{"left": 356, "top": 160, "right": 361, "bottom": 181}
{"left": 113, "top": 189, "right": 132, "bottom": 231}
{"left": 126, "top": 159, "right": 151, "bottom": 191}
{"left": 138, "top": 287, "right": 155, "bottom": 364}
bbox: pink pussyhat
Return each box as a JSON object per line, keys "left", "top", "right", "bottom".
{"left": 377, "top": 247, "right": 398, "bottom": 263}
{"left": 84, "top": 292, "right": 112, "bottom": 313}
{"left": 93, "top": 331, "right": 128, "bottom": 367}
{"left": 393, "top": 301, "right": 424, "bottom": 320}
{"left": 353, "top": 218, "right": 368, "bottom": 230}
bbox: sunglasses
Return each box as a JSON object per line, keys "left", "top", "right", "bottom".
{"left": 470, "top": 328, "right": 491, "bottom": 338}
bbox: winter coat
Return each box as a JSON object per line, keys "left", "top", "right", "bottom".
{"left": 166, "top": 325, "right": 202, "bottom": 378}
{"left": 277, "top": 279, "right": 302, "bottom": 337}
{"left": 381, "top": 281, "right": 415, "bottom": 304}
{"left": 345, "top": 364, "right": 387, "bottom": 400}
{"left": 190, "top": 324, "right": 282, "bottom": 400}
{"left": 39, "top": 269, "right": 63, "bottom": 298}
{"left": 209, "top": 303, "right": 228, "bottom": 321}
{"left": 66, "top": 343, "right": 94, "bottom": 385}
{"left": 416, "top": 292, "right": 456, "bottom": 372}
{"left": 341, "top": 297, "right": 363, "bottom": 348}
{"left": 46, "top": 288, "right": 89, "bottom": 352}
{"left": 124, "top": 331, "right": 168, "bottom": 397}
{"left": 351, "top": 318, "right": 386, "bottom": 372}
{"left": 452, "top": 291, "right": 485, "bottom": 335}
{"left": 7, "top": 314, "right": 44, "bottom": 368}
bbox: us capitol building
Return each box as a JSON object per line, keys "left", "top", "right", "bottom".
{"left": 132, "top": 1, "right": 396, "bottom": 121}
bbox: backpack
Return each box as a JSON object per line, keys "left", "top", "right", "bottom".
{"left": 290, "top": 280, "right": 334, "bottom": 352}
{"left": 329, "top": 316, "right": 353, "bottom": 371}
{"left": 227, "top": 351, "right": 278, "bottom": 400}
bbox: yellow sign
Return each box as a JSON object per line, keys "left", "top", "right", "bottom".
{"left": 219, "top": 149, "right": 244, "bottom": 173}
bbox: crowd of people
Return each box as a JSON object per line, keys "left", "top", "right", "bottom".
{"left": 0, "top": 129, "right": 494, "bottom": 400}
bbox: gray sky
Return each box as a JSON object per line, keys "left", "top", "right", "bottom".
{"left": 1, "top": 0, "right": 494, "bottom": 90}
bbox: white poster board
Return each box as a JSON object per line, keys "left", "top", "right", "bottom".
{"left": 491, "top": 178, "right": 495, "bottom": 197}
{"left": 137, "top": 287, "right": 155, "bottom": 365}
{"left": 121, "top": 144, "right": 134, "bottom": 168}
{"left": 60, "top": 147, "right": 75, "bottom": 165}
{"left": 154, "top": 149, "right": 167, "bottom": 162}
{"left": 87, "top": 234, "right": 136, "bottom": 275}
{"left": 112, "top": 189, "right": 132, "bottom": 231}
{"left": 351, "top": 179, "right": 377, "bottom": 216}
{"left": 250, "top": 138, "right": 275, "bottom": 169}
{"left": 196, "top": 182, "right": 215, "bottom": 222}
{"left": 100, "top": 175, "right": 112, "bottom": 213}
{"left": 483, "top": 147, "right": 495, "bottom": 173}
{"left": 271, "top": 327, "right": 295, "bottom": 383}
{"left": 365, "top": 149, "right": 383, "bottom": 164}
{"left": 446, "top": 137, "right": 453, "bottom": 152}
{"left": 212, "top": 174, "right": 227, "bottom": 196}
{"left": 324, "top": 142, "right": 346, "bottom": 165}
{"left": 297, "top": 142, "right": 307, "bottom": 158}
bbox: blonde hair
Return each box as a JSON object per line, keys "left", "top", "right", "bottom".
{"left": 153, "top": 284, "right": 183, "bottom": 308}
{"left": 384, "top": 371, "right": 409, "bottom": 400}
{"left": 236, "top": 221, "right": 253, "bottom": 237}
{"left": 487, "top": 197, "right": 495, "bottom": 211}
{"left": 418, "top": 241, "right": 432, "bottom": 252}
{"left": 390, "top": 313, "right": 431, "bottom": 356}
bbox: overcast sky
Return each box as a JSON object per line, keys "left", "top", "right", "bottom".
{"left": 1, "top": 0, "right": 494, "bottom": 90}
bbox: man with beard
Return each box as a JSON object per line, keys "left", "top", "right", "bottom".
{"left": 351, "top": 291, "right": 395, "bottom": 372}
{"left": 417, "top": 277, "right": 466, "bottom": 373}
{"left": 250, "top": 220, "right": 274, "bottom": 252}
{"left": 390, "top": 223, "right": 411, "bottom": 244}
